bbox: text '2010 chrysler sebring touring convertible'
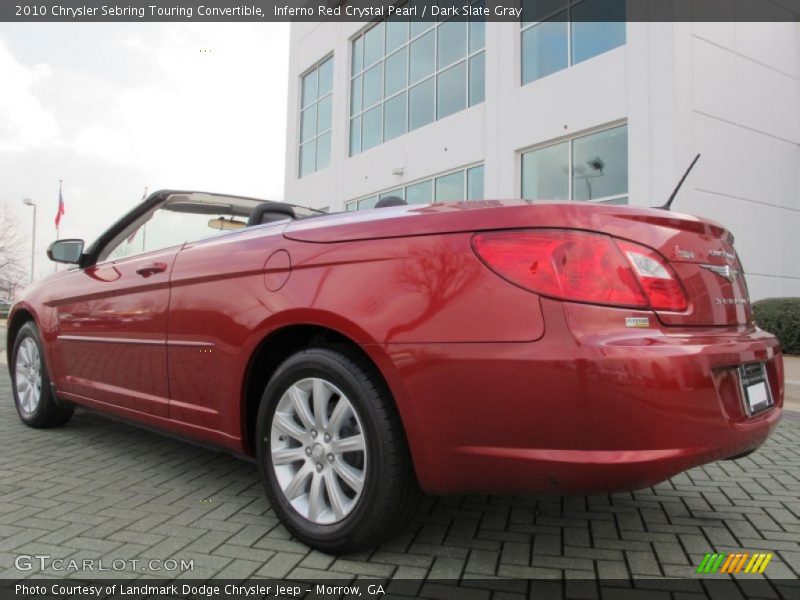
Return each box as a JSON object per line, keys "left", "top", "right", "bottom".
{"left": 7, "top": 191, "right": 784, "bottom": 552}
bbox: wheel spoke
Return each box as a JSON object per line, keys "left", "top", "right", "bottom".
{"left": 323, "top": 471, "right": 347, "bottom": 520}
{"left": 15, "top": 374, "right": 29, "bottom": 393}
{"left": 327, "top": 398, "right": 352, "bottom": 435}
{"left": 333, "top": 460, "right": 365, "bottom": 494}
{"left": 18, "top": 342, "right": 29, "bottom": 365}
{"left": 307, "top": 473, "right": 325, "bottom": 522}
{"left": 271, "top": 447, "right": 306, "bottom": 465}
{"left": 312, "top": 379, "right": 331, "bottom": 430}
{"left": 289, "top": 386, "right": 314, "bottom": 431}
{"left": 273, "top": 412, "right": 306, "bottom": 442}
{"left": 284, "top": 463, "right": 313, "bottom": 500}
{"left": 331, "top": 433, "right": 365, "bottom": 454}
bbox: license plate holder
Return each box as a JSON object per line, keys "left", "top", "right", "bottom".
{"left": 738, "top": 362, "right": 773, "bottom": 417}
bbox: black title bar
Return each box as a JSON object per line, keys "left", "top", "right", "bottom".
{"left": 2, "top": 0, "right": 800, "bottom": 22}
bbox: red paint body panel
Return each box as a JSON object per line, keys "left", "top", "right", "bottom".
{"left": 6, "top": 200, "right": 783, "bottom": 495}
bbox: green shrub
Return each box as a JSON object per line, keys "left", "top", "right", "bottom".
{"left": 753, "top": 297, "right": 800, "bottom": 355}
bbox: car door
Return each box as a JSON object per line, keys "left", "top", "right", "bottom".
{"left": 50, "top": 193, "right": 254, "bottom": 418}
{"left": 50, "top": 249, "right": 178, "bottom": 417}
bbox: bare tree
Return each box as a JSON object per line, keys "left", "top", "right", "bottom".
{"left": 0, "top": 204, "right": 28, "bottom": 300}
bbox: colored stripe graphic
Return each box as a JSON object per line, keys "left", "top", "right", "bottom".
{"left": 758, "top": 554, "right": 773, "bottom": 573}
{"left": 734, "top": 553, "right": 749, "bottom": 573}
{"left": 712, "top": 554, "right": 726, "bottom": 573}
{"left": 697, "top": 554, "right": 712, "bottom": 573}
{"left": 699, "top": 552, "right": 774, "bottom": 574}
{"left": 720, "top": 554, "right": 736, "bottom": 573}
{"left": 745, "top": 554, "right": 760, "bottom": 573}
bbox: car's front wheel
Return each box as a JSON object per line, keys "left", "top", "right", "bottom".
{"left": 256, "top": 347, "right": 419, "bottom": 553}
{"left": 11, "top": 321, "right": 73, "bottom": 428}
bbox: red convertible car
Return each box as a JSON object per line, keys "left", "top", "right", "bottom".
{"left": 6, "top": 191, "right": 783, "bottom": 552}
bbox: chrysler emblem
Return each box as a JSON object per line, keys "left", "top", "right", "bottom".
{"left": 701, "top": 263, "right": 739, "bottom": 282}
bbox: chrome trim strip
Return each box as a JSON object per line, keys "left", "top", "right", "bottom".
{"left": 58, "top": 335, "right": 164, "bottom": 346}
{"left": 58, "top": 335, "right": 215, "bottom": 348}
{"left": 166, "top": 340, "right": 215, "bottom": 348}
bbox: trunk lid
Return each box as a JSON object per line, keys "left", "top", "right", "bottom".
{"left": 285, "top": 201, "right": 751, "bottom": 326}
{"left": 604, "top": 211, "right": 752, "bottom": 327}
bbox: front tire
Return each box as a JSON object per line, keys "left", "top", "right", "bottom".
{"left": 11, "top": 322, "right": 73, "bottom": 428}
{"left": 256, "top": 347, "right": 419, "bottom": 553}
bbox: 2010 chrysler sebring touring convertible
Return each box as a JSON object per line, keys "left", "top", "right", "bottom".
{"left": 7, "top": 191, "right": 784, "bottom": 552}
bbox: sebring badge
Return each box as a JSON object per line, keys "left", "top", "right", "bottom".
{"left": 701, "top": 263, "right": 740, "bottom": 283}
{"left": 715, "top": 298, "right": 748, "bottom": 305}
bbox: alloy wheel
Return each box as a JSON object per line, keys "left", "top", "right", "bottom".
{"left": 270, "top": 377, "right": 367, "bottom": 525}
{"left": 15, "top": 337, "right": 42, "bottom": 416}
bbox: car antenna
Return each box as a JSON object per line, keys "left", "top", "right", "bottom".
{"left": 656, "top": 153, "right": 700, "bottom": 211}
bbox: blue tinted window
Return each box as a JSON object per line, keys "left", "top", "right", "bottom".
{"left": 362, "top": 105, "right": 382, "bottom": 151}
{"left": 348, "top": 164, "right": 484, "bottom": 210}
{"left": 437, "top": 62, "right": 466, "bottom": 120}
{"left": 467, "top": 165, "right": 484, "bottom": 200}
{"left": 410, "top": 30, "right": 435, "bottom": 84}
{"left": 521, "top": 141, "right": 569, "bottom": 200}
{"left": 521, "top": 16, "right": 568, "bottom": 84}
{"left": 469, "top": 52, "right": 485, "bottom": 106}
{"left": 384, "top": 92, "right": 407, "bottom": 142}
{"left": 406, "top": 180, "right": 433, "bottom": 204}
{"left": 299, "top": 57, "right": 333, "bottom": 178}
{"left": 437, "top": 19, "right": 467, "bottom": 69}
{"left": 571, "top": 0, "right": 626, "bottom": 64}
{"left": 350, "top": 10, "right": 485, "bottom": 156}
{"left": 409, "top": 78, "right": 435, "bottom": 131}
{"left": 385, "top": 48, "right": 408, "bottom": 97}
{"left": 435, "top": 171, "right": 465, "bottom": 202}
{"left": 571, "top": 125, "right": 627, "bottom": 201}
{"left": 521, "top": 0, "right": 625, "bottom": 86}
{"left": 521, "top": 125, "right": 628, "bottom": 203}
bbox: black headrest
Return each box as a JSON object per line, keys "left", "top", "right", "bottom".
{"left": 374, "top": 196, "right": 407, "bottom": 208}
{"left": 247, "top": 202, "right": 295, "bottom": 226}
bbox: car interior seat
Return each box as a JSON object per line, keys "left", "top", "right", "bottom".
{"left": 247, "top": 202, "right": 296, "bottom": 226}
{"left": 374, "top": 196, "right": 408, "bottom": 208}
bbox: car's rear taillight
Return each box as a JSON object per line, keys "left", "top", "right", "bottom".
{"left": 615, "top": 240, "right": 688, "bottom": 311}
{"left": 472, "top": 229, "right": 688, "bottom": 312}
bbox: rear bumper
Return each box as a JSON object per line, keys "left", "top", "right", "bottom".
{"left": 381, "top": 299, "right": 783, "bottom": 495}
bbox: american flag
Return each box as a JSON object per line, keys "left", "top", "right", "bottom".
{"left": 55, "top": 182, "right": 65, "bottom": 229}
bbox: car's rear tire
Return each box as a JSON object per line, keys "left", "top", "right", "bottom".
{"left": 256, "top": 346, "right": 419, "bottom": 553}
{"left": 11, "top": 322, "right": 73, "bottom": 428}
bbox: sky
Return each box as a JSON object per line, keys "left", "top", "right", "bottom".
{"left": 0, "top": 22, "right": 290, "bottom": 281}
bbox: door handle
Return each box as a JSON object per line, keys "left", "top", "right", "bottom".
{"left": 135, "top": 262, "right": 168, "bottom": 278}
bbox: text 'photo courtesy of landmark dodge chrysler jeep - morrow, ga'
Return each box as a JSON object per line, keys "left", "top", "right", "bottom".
{"left": 7, "top": 190, "right": 784, "bottom": 552}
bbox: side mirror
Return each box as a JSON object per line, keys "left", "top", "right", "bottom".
{"left": 47, "top": 239, "right": 85, "bottom": 264}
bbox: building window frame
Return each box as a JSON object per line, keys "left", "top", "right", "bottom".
{"left": 298, "top": 54, "right": 334, "bottom": 178}
{"left": 349, "top": 6, "right": 485, "bottom": 157}
{"left": 519, "top": 122, "right": 628, "bottom": 205}
{"left": 346, "top": 163, "right": 485, "bottom": 211}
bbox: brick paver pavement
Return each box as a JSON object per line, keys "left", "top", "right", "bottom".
{"left": 1, "top": 336, "right": 799, "bottom": 594}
